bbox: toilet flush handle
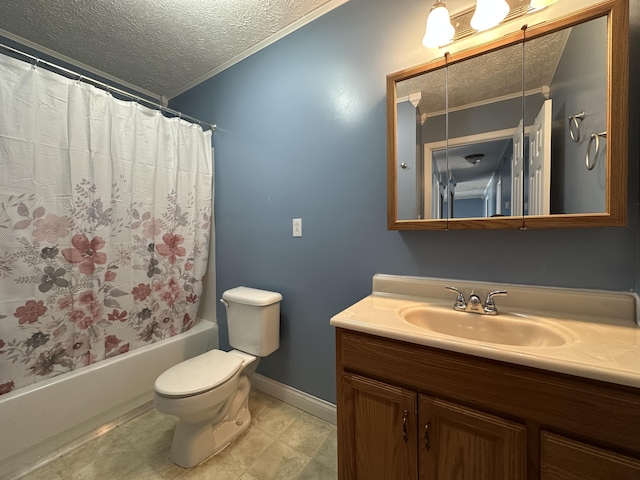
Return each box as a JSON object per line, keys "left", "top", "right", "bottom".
{"left": 220, "top": 298, "right": 229, "bottom": 308}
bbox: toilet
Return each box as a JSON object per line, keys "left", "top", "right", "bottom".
{"left": 153, "top": 286, "right": 282, "bottom": 468}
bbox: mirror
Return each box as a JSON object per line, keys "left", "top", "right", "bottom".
{"left": 396, "top": 64, "right": 448, "bottom": 224}
{"left": 388, "top": 0, "right": 628, "bottom": 230}
{"left": 435, "top": 42, "right": 525, "bottom": 221}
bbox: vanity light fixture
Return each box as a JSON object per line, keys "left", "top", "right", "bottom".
{"left": 470, "top": 0, "right": 510, "bottom": 32}
{"left": 530, "top": 0, "right": 558, "bottom": 10}
{"left": 422, "top": 2, "right": 455, "bottom": 48}
{"left": 422, "top": 0, "right": 557, "bottom": 49}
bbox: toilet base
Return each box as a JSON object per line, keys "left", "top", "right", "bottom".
{"left": 170, "top": 407, "right": 252, "bottom": 468}
{"left": 169, "top": 375, "right": 253, "bottom": 468}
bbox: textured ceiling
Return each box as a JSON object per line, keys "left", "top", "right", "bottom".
{"left": 396, "top": 29, "right": 568, "bottom": 115}
{"left": 0, "top": 0, "right": 343, "bottom": 99}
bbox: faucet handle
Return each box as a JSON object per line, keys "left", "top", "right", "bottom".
{"left": 445, "top": 286, "right": 466, "bottom": 310}
{"left": 484, "top": 290, "right": 507, "bottom": 314}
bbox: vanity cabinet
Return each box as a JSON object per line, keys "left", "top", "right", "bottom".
{"left": 336, "top": 328, "right": 640, "bottom": 480}
{"left": 419, "top": 395, "right": 526, "bottom": 480}
{"left": 341, "top": 372, "right": 525, "bottom": 480}
{"left": 540, "top": 432, "right": 640, "bottom": 480}
{"left": 341, "top": 373, "right": 418, "bottom": 479}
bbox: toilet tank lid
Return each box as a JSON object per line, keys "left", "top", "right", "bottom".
{"left": 222, "top": 286, "right": 283, "bottom": 306}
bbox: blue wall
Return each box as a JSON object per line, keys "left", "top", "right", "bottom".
{"left": 171, "top": 0, "right": 640, "bottom": 404}
{"left": 454, "top": 197, "right": 485, "bottom": 218}
{"left": 548, "top": 16, "right": 608, "bottom": 214}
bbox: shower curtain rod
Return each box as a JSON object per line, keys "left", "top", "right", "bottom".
{"left": 0, "top": 42, "right": 217, "bottom": 132}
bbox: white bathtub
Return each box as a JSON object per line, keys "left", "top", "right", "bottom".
{"left": 0, "top": 318, "right": 217, "bottom": 479}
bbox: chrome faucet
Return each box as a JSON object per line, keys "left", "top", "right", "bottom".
{"left": 445, "top": 286, "right": 507, "bottom": 315}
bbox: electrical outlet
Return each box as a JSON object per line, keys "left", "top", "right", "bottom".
{"left": 293, "top": 218, "right": 302, "bottom": 237}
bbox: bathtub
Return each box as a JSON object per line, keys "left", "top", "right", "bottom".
{"left": 0, "top": 318, "right": 217, "bottom": 479}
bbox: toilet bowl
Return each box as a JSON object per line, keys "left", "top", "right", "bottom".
{"left": 154, "top": 349, "right": 258, "bottom": 468}
{"left": 153, "top": 286, "right": 282, "bottom": 468}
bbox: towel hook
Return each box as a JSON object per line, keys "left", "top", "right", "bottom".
{"left": 586, "top": 131, "right": 606, "bottom": 171}
{"left": 568, "top": 111, "right": 585, "bottom": 142}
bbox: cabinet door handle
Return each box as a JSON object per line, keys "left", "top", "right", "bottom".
{"left": 424, "top": 422, "right": 430, "bottom": 451}
{"left": 402, "top": 409, "right": 409, "bottom": 442}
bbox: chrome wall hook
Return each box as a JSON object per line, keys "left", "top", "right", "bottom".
{"left": 586, "top": 131, "right": 607, "bottom": 170}
{"left": 568, "top": 111, "right": 585, "bottom": 142}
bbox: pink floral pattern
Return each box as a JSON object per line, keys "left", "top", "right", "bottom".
{"left": 0, "top": 62, "right": 212, "bottom": 397}
{"left": 0, "top": 179, "right": 211, "bottom": 396}
{"left": 156, "top": 233, "right": 186, "bottom": 265}
{"left": 57, "top": 296, "right": 73, "bottom": 310}
{"left": 132, "top": 283, "right": 152, "bottom": 301}
{"left": 142, "top": 218, "right": 161, "bottom": 239}
{"left": 105, "top": 335, "right": 129, "bottom": 356}
{"left": 0, "top": 381, "right": 14, "bottom": 395}
{"left": 107, "top": 309, "right": 127, "bottom": 322}
{"left": 14, "top": 300, "right": 47, "bottom": 325}
{"left": 159, "top": 277, "right": 182, "bottom": 307}
{"left": 62, "top": 234, "right": 108, "bottom": 275}
{"left": 32, "top": 213, "right": 71, "bottom": 243}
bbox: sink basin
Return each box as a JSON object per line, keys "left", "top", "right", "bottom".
{"left": 400, "top": 305, "right": 569, "bottom": 347}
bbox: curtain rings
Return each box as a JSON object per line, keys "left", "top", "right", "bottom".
{"left": 586, "top": 131, "right": 607, "bottom": 171}
{"left": 568, "top": 111, "right": 585, "bottom": 142}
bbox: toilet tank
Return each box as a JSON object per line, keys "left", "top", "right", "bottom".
{"left": 221, "top": 287, "right": 282, "bottom": 357}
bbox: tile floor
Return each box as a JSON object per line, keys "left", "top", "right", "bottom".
{"left": 20, "top": 390, "right": 337, "bottom": 480}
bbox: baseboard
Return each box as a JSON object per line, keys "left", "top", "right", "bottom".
{"left": 251, "top": 374, "right": 337, "bottom": 425}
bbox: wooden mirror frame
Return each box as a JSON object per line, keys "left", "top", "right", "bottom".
{"left": 387, "top": 0, "right": 628, "bottom": 231}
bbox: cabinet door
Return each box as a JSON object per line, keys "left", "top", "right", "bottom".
{"left": 541, "top": 431, "right": 640, "bottom": 480}
{"left": 339, "top": 373, "right": 418, "bottom": 480}
{"left": 419, "top": 395, "right": 526, "bottom": 480}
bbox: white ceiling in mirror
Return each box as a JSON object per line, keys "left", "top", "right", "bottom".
{"left": 0, "top": 0, "right": 346, "bottom": 99}
{"left": 396, "top": 29, "right": 568, "bottom": 116}
{"left": 434, "top": 138, "right": 510, "bottom": 199}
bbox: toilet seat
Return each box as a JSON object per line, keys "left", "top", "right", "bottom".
{"left": 154, "top": 349, "right": 243, "bottom": 398}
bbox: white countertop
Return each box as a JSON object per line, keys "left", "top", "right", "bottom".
{"left": 330, "top": 275, "right": 640, "bottom": 388}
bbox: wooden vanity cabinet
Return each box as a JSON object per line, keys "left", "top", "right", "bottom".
{"left": 341, "top": 373, "right": 418, "bottom": 479}
{"left": 419, "top": 395, "right": 526, "bottom": 480}
{"left": 336, "top": 328, "right": 640, "bottom": 480}
{"left": 540, "top": 431, "right": 640, "bottom": 480}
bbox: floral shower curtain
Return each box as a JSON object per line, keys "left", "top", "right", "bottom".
{"left": 0, "top": 53, "right": 213, "bottom": 396}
